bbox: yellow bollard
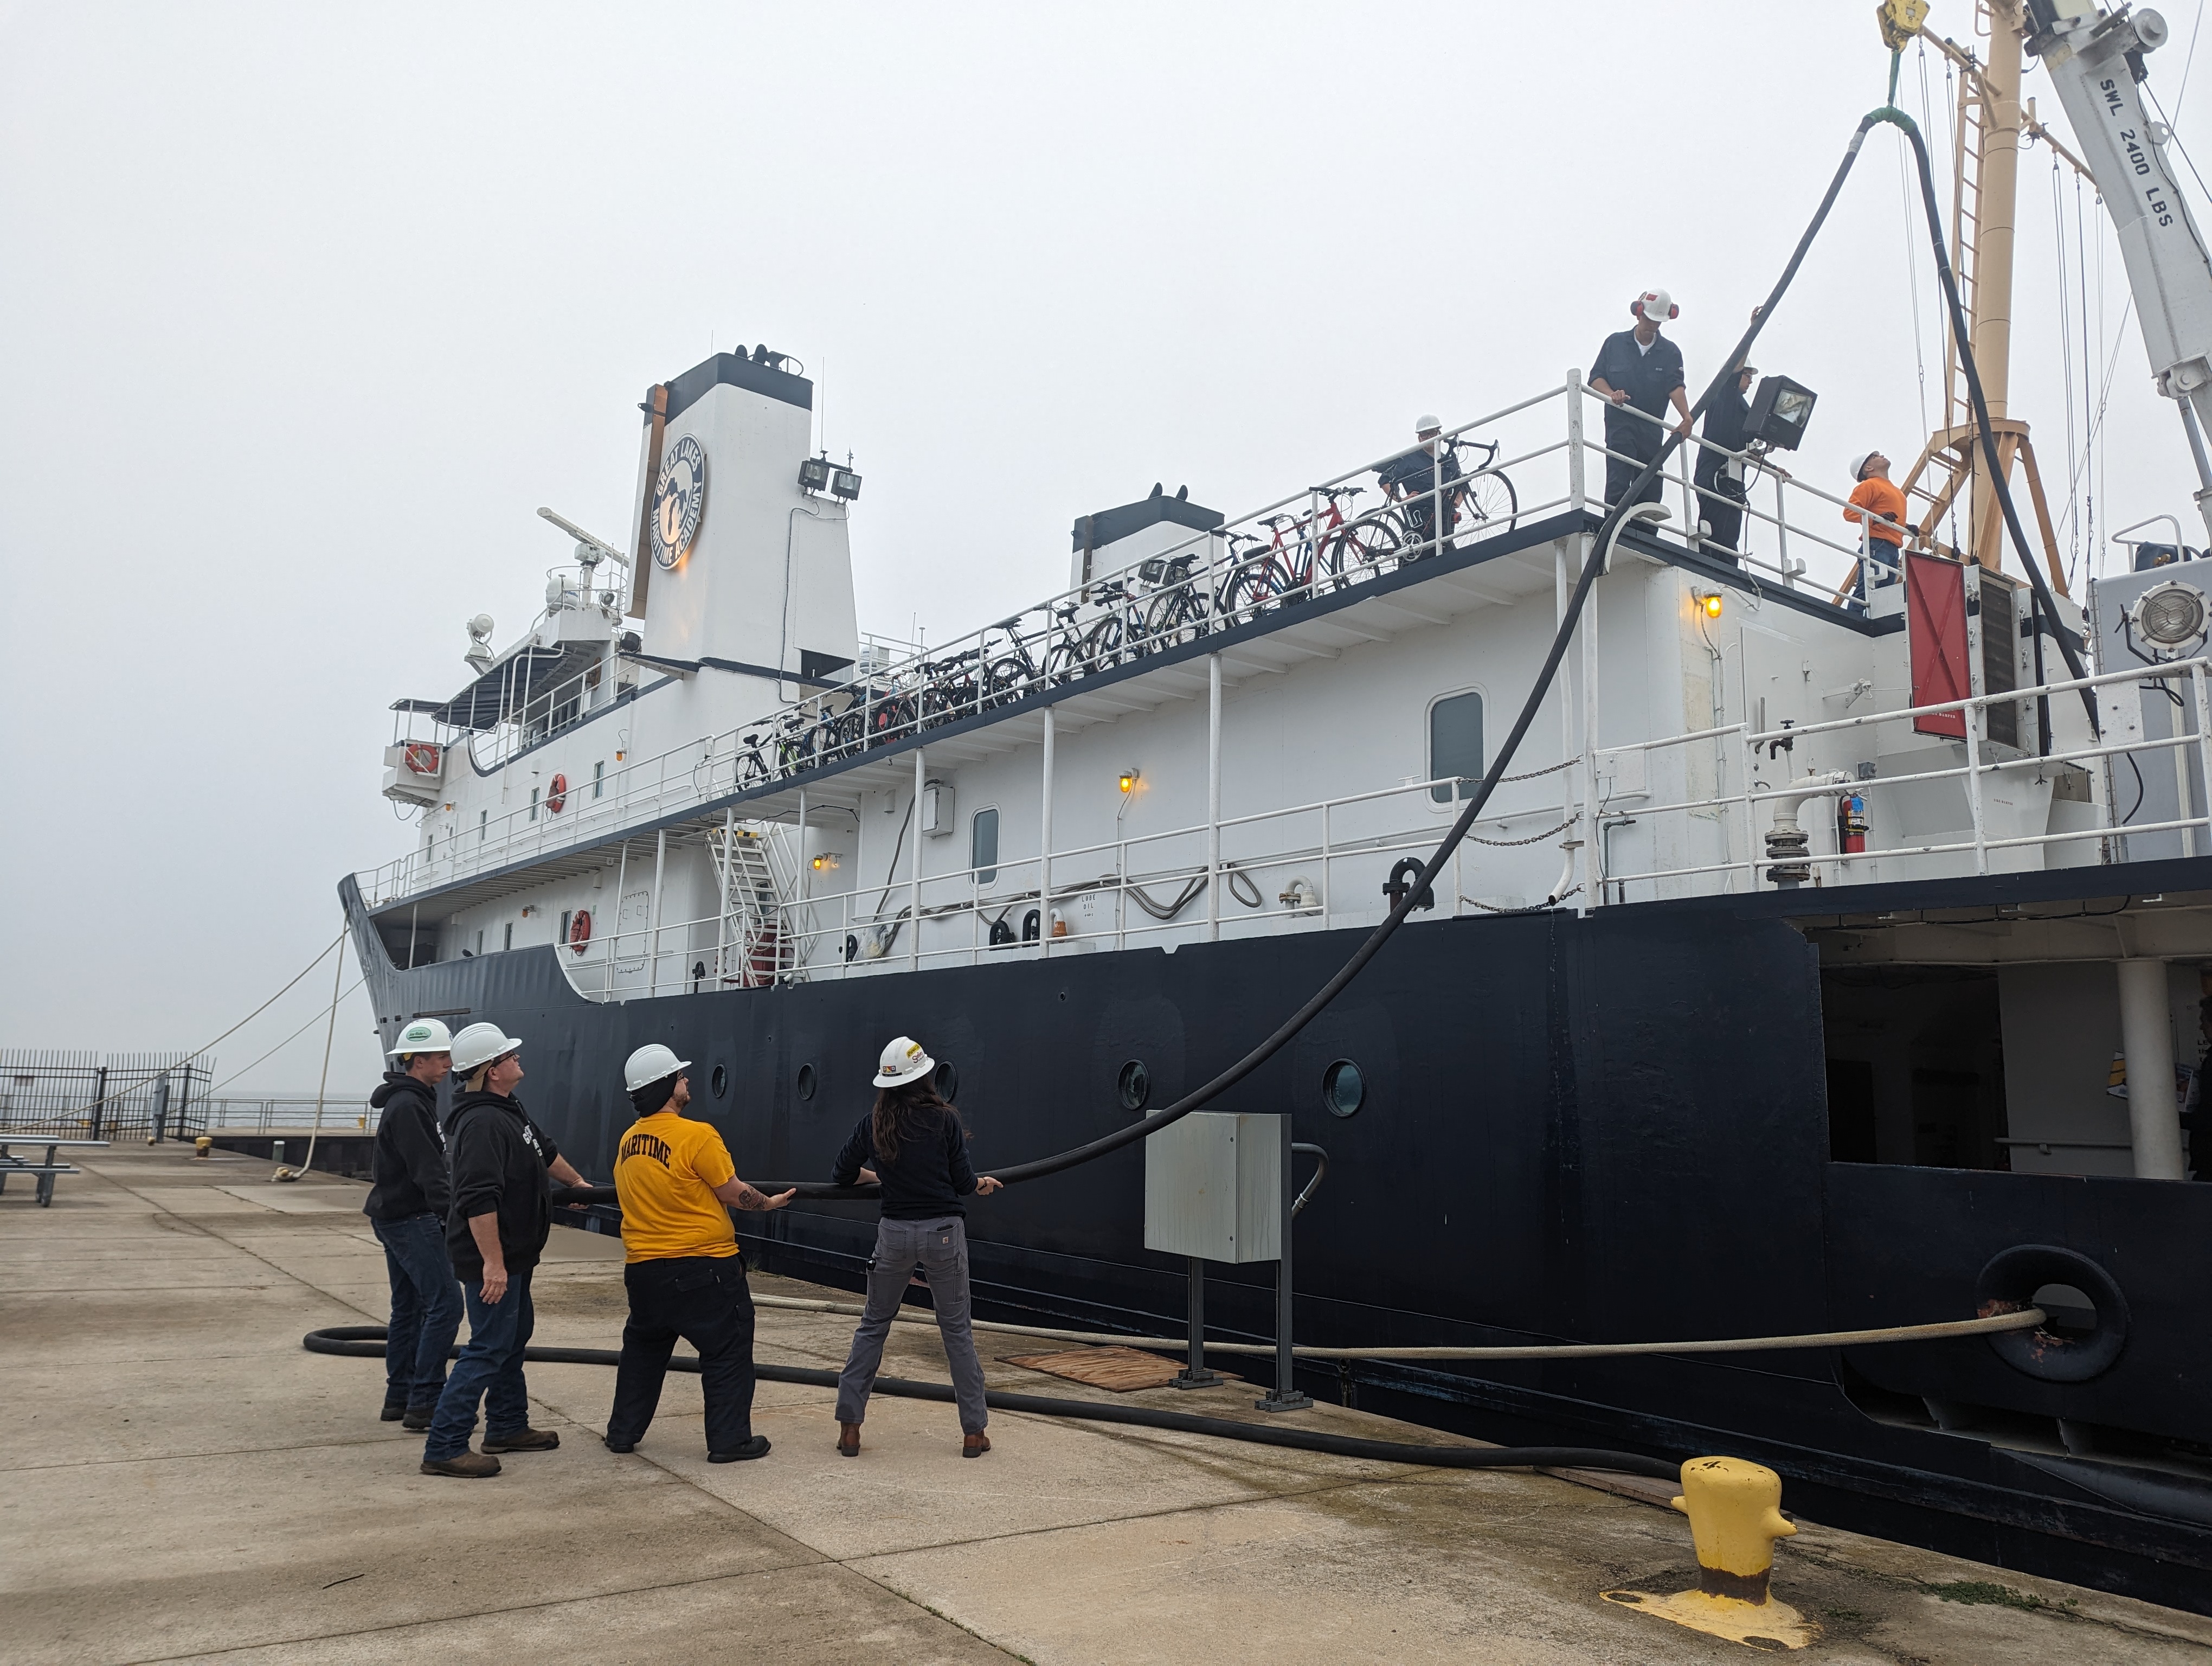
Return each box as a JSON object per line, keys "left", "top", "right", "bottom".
{"left": 1602, "top": 1457, "right": 1816, "bottom": 1650}
{"left": 192, "top": 1136, "right": 214, "bottom": 1160}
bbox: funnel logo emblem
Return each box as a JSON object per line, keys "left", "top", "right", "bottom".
{"left": 651, "top": 433, "right": 708, "bottom": 570}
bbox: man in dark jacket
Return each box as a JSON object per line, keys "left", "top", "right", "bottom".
{"left": 420, "top": 1023, "right": 589, "bottom": 1478}
{"left": 1694, "top": 363, "right": 1757, "bottom": 560}
{"left": 1377, "top": 415, "right": 1464, "bottom": 557}
{"left": 1590, "top": 288, "right": 1692, "bottom": 508}
{"left": 364, "top": 1018, "right": 461, "bottom": 1430}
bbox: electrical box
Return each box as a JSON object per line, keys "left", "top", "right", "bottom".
{"left": 1143, "top": 1112, "right": 1281, "bottom": 1264}
{"left": 921, "top": 777, "right": 954, "bottom": 837}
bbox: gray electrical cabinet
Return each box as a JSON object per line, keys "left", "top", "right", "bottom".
{"left": 1143, "top": 1112, "right": 1282, "bottom": 1264}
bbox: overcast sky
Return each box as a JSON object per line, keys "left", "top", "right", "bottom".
{"left": 6, "top": 0, "right": 2209, "bottom": 1098}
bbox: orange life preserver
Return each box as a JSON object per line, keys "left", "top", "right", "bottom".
{"left": 403, "top": 741, "right": 441, "bottom": 776}
{"left": 546, "top": 772, "right": 568, "bottom": 813}
{"left": 569, "top": 909, "right": 591, "bottom": 955}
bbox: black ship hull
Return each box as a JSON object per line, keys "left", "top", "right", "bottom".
{"left": 344, "top": 861, "right": 2212, "bottom": 1615}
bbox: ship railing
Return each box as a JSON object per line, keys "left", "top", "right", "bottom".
{"left": 356, "top": 373, "right": 1927, "bottom": 912}
{"left": 197, "top": 1098, "right": 379, "bottom": 1135}
{"left": 1590, "top": 658, "right": 2212, "bottom": 902}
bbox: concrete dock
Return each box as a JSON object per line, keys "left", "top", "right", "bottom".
{"left": 5, "top": 1146, "right": 2208, "bottom": 1664}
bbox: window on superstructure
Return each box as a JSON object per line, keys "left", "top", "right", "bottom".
{"left": 1428, "top": 691, "right": 1485, "bottom": 803}
{"left": 971, "top": 806, "right": 999, "bottom": 885}
{"left": 529, "top": 787, "right": 539, "bottom": 822}
{"left": 504, "top": 922, "right": 513, "bottom": 951}
{"left": 594, "top": 761, "right": 605, "bottom": 799}
{"left": 479, "top": 810, "right": 487, "bottom": 843}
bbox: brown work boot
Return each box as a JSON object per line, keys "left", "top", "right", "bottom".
{"left": 837, "top": 1421, "right": 861, "bottom": 1457}
{"left": 483, "top": 1427, "right": 560, "bottom": 1453}
{"left": 420, "top": 1451, "right": 501, "bottom": 1478}
{"left": 962, "top": 1432, "right": 991, "bottom": 1459}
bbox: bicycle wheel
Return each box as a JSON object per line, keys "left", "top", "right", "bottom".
{"left": 1457, "top": 469, "right": 1517, "bottom": 536}
{"left": 1073, "top": 616, "right": 1123, "bottom": 676}
{"left": 1216, "top": 556, "right": 1281, "bottom": 624}
{"left": 736, "top": 748, "right": 771, "bottom": 790}
{"left": 1340, "top": 511, "right": 1405, "bottom": 575}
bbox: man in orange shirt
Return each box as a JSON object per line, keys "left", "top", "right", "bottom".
{"left": 1844, "top": 451, "right": 1908, "bottom": 607}
{"left": 605, "top": 1045, "right": 794, "bottom": 1461}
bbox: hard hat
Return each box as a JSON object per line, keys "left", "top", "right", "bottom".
{"left": 1632, "top": 287, "right": 1679, "bottom": 324}
{"left": 625, "top": 1042, "right": 690, "bottom": 1092}
{"left": 387, "top": 1017, "right": 453, "bottom": 1058}
{"left": 873, "top": 1034, "right": 936, "bottom": 1088}
{"left": 1848, "top": 452, "right": 1874, "bottom": 480}
{"left": 1414, "top": 413, "right": 1442, "bottom": 434}
{"left": 450, "top": 1021, "right": 523, "bottom": 1075}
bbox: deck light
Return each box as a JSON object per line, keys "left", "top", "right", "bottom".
{"left": 799, "top": 456, "right": 833, "bottom": 494}
{"left": 1118, "top": 767, "right": 1140, "bottom": 794}
{"left": 1698, "top": 591, "right": 1724, "bottom": 619}
{"left": 1744, "top": 375, "right": 1818, "bottom": 452}
{"left": 830, "top": 467, "right": 863, "bottom": 501}
{"left": 811, "top": 852, "right": 841, "bottom": 872}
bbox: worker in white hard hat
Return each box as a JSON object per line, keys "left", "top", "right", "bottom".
{"left": 1589, "top": 289, "right": 1693, "bottom": 509}
{"left": 364, "top": 1018, "right": 461, "bottom": 1431}
{"left": 1377, "top": 414, "right": 1465, "bottom": 559}
{"left": 605, "top": 1043, "right": 794, "bottom": 1463}
{"left": 829, "top": 1035, "right": 1003, "bottom": 1459}
{"left": 1693, "top": 361, "right": 1759, "bottom": 560}
{"left": 420, "top": 1022, "right": 591, "bottom": 1478}
{"left": 1843, "top": 450, "right": 1907, "bottom": 607}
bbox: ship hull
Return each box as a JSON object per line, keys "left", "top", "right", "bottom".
{"left": 344, "top": 867, "right": 2212, "bottom": 1614}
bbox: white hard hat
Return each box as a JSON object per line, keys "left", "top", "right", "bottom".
{"left": 387, "top": 1018, "right": 453, "bottom": 1058}
{"left": 1632, "top": 287, "right": 1678, "bottom": 324}
{"left": 1414, "top": 413, "right": 1442, "bottom": 434}
{"left": 873, "top": 1034, "right": 936, "bottom": 1088}
{"left": 450, "top": 1021, "right": 523, "bottom": 1075}
{"left": 1848, "top": 452, "right": 1874, "bottom": 480}
{"left": 625, "top": 1042, "right": 690, "bottom": 1092}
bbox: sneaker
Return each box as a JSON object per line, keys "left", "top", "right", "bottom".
{"left": 603, "top": 1432, "right": 636, "bottom": 1453}
{"left": 709, "top": 1436, "right": 772, "bottom": 1463}
{"left": 402, "top": 1405, "right": 437, "bottom": 1432}
{"left": 380, "top": 1402, "right": 408, "bottom": 1423}
{"left": 420, "top": 1452, "right": 501, "bottom": 1478}
{"left": 483, "top": 1427, "right": 560, "bottom": 1453}
{"left": 962, "top": 1432, "right": 992, "bottom": 1459}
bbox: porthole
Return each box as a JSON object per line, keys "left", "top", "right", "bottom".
{"left": 796, "top": 1062, "right": 818, "bottom": 1102}
{"left": 1322, "top": 1059, "right": 1365, "bottom": 1118}
{"left": 934, "top": 1059, "right": 960, "bottom": 1101}
{"left": 1117, "top": 1059, "right": 1150, "bottom": 1112}
{"left": 710, "top": 1063, "right": 729, "bottom": 1099}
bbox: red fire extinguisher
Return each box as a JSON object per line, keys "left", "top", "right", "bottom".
{"left": 1837, "top": 790, "right": 1869, "bottom": 855}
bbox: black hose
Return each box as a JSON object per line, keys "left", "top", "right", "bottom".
{"left": 1876, "top": 105, "right": 2101, "bottom": 734}
{"left": 300, "top": 1324, "right": 1678, "bottom": 1481}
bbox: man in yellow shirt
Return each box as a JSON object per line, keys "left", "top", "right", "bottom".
{"left": 606, "top": 1045, "right": 794, "bottom": 1462}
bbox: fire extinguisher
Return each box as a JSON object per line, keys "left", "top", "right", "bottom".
{"left": 1837, "top": 790, "right": 1869, "bottom": 855}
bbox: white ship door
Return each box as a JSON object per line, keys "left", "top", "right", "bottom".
{"left": 612, "top": 887, "right": 652, "bottom": 991}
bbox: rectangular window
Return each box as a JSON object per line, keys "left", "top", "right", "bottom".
{"left": 560, "top": 909, "right": 572, "bottom": 948}
{"left": 970, "top": 806, "right": 1000, "bottom": 885}
{"left": 479, "top": 810, "right": 487, "bottom": 843}
{"left": 594, "top": 761, "right": 605, "bottom": 799}
{"left": 529, "top": 787, "right": 539, "bottom": 822}
{"left": 504, "top": 922, "right": 513, "bottom": 951}
{"left": 1429, "top": 691, "right": 1484, "bottom": 803}
{"left": 474, "top": 929, "right": 484, "bottom": 956}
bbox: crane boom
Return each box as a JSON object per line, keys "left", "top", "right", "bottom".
{"left": 2027, "top": 1, "right": 2212, "bottom": 536}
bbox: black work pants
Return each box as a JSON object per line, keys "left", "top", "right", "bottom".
{"left": 1695, "top": 468, "right": 1746, "bottom": 559}
{"left": 609, "top": 1254, "right": 756, "bottom": 1454}
{"left": 1604, "top": 415, "right": 1665, "bottom": 508}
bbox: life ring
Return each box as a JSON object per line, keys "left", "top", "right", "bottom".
{"left": 546, "top": 773, "right": 568, "bottom": 813}
{"left": 568, "top": 909, "right": 591, "bottom": 956}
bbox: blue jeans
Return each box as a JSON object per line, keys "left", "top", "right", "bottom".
{"left": 835, "top": 1216, "right": 988, "bottom": 1435}
{"left": 423, "top": 1266, "right": 535, "bottom": 1460}
{"left": 372, "top": 1214, "right": 462, "bottom": 1411}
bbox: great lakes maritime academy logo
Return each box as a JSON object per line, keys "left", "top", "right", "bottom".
{"left": 651, "top": 433, "right": 708, "bottom": 569}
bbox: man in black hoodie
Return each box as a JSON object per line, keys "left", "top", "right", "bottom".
{"left": 364, "top": 1018, "right": 461, "bottom": 1431}
{"left": 420, "top": 1024, "right": 589, "bottom": 1478}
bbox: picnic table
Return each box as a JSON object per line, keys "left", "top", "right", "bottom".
{"left": 0, "top": 1137, "right": 110, "bottom": 1207}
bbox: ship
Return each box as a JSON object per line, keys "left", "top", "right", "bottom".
{"left": 342, "top": 0, "right": 2212, "bottom": 1614}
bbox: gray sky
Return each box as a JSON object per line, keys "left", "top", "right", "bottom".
{"left": 5, "top": 1, "right": 2207, "bottom": 1097}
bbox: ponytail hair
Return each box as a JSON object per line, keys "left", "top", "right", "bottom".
{"left": 871, "top": 1079, "right": 954, "bottom": 1167}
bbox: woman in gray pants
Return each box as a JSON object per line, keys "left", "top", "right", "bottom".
{"left": 830, "top": 1035, "right": 1002, "bottom": 1457}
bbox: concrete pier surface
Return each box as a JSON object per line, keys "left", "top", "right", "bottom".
{"left": 5, "top": 1148, "right": 2209, "bottom": 1665}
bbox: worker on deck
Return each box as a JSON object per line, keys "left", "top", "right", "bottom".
{"left": 1694, "top": 363, "right": 1758, "bottom": 561}
{"left": 1377, "top": 415, "right": 1463, "bottom": 556}
{"left": 364, "top": 1018, "right": 461, "bottom": 1432}
{"left": 1844, "top": 450, "right": 1908, "bottom": 606}
{"left": 1590, "top": 289, "right": 1692, "bottom": 508}
{"left": 830, "top": 1035, "right": 1003, "bottom": 1459}
{"left": 419, "top": 1022, "right": 590, "bottom": 1478}
{"left": 603, "top": 1045, "right": 794, "bottom": 1462}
